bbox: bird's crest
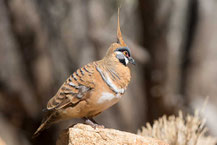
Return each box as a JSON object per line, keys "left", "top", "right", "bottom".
{"left": 105, "top": 9, "right": 127, "bottom": 56}
{"left": 117, "top": 9, "right": 127, "bottom": 47}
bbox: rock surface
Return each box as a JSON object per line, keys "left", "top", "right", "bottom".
{"left": 56, "top": 124, "right": 168, "bottom": 145}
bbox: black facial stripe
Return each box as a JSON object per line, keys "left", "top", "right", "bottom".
{"left": 115, "top": 47, "right": 131, "bottom": 57}
{"left": 119, "top": 58, "right": 126, "bottom": 66}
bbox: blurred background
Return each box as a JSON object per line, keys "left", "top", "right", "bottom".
{"left": 0, "top": 0, "right": 217, "bottom": 144}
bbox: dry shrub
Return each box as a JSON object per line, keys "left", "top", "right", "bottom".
{"left": 138, "top": 111, "right": 217, "bottom": 145}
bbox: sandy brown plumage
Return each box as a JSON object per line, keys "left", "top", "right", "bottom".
{"left": 33, "top": 10, "right": 135, "bottom": 138}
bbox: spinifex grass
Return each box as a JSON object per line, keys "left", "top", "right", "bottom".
{"left": 138, "top": 111, "right": 216, "bottom": 145}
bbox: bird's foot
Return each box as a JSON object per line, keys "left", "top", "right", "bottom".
{"left": 83, "top": 117, "right": 104, "bottom": 129}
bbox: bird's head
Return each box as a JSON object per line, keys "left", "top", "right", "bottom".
{"left": 105, "top": 10, "right": 135, "bottom": 66}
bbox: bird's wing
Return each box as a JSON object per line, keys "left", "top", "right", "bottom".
{"left": 46, "top": 63, "right": 96, "bottom": 110}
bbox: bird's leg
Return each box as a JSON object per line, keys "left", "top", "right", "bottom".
{"left": 89, "top": 118, "right": 98, "bottom": 124}
{"left": 82, "top": 117, "right": 104, "bottom": 129}
{"left": 83, "top": 117, "right": 97, "bottom": 128}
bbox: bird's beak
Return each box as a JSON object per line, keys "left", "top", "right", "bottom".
{"left": 128, "top": 57, "right": 136, "bottom": 65}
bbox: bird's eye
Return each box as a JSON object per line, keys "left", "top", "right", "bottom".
{"left": 123, "top": 51, "right": 129, "bottom": 57}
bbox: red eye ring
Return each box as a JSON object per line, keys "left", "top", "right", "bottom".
{"left": 123, "top": 51, "right": 129, "bottom": 57}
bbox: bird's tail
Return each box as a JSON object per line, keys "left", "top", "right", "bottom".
{"left": 32, "top": 112, "right": 55, "bottom": 138}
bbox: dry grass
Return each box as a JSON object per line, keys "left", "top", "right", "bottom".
{"left": 138, "top": 111, "right": 217, "bottom": 145}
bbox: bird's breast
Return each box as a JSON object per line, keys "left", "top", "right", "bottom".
{"left": 84, "top": 89, "right": 121, "bottom": 117}
{"left": 97, "top": 92, "right": 121, "bottom": 104}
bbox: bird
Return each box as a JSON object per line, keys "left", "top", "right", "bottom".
{"left": 33, "top": 10, "right": 135, "bottom": 138}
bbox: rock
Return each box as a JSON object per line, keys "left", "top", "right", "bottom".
{"left": 56, "top": 123, "right": 168, "bottom": 145}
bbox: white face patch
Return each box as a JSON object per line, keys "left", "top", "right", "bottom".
{"left": 98, "top": 92, "right": 118, "bottom": 104}
{"left": 115, "top": 51, "right": 128, "bottom": 65}
{"left": 124, "top": 57, "right": 129, "bottom": 65}
{"left": 115, "top": 51, "right": 123, "bottom": 55}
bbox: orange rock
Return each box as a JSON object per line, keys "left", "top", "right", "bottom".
{"left": 56, "top": 124, "right": 168, "bottom": 145}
